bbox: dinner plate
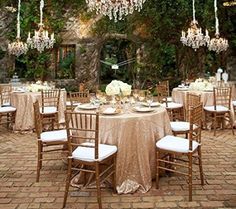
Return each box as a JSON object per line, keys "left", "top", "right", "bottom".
{"left": 77, "top": 103, "right": 98, "bottom": 110}
{"left": 203, "top": 89, "right": 213, "bottom": 92}
{"left": 133, "top": 107, "right": 155, "bottom": 113}
{"left": 177, "top": 87, "right": 189, "bottom": 91}
{"left": 142, "top": 102, "right": 160, "bottom": 107}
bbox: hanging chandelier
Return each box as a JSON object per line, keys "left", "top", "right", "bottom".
{"left": 208, "top": 0, "right": 228, "bottom": 53}
{"left": 180, "top": 0, "right": 210, "bottom": 50}
{"left": 27, "top": 0, "right": 55, "bottom": 53}
{"left": 8, "top": 0, "right": 28, "bottom": 57}
{"left": 85, "top": 0, "right": 146, "bottom": 22}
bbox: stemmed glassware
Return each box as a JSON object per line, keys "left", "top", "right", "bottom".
{"left": 146, "top": 92, "right": 153, "bottom": 108}
{"left": 138, "top": 90, "right": 145, "bottom": 103}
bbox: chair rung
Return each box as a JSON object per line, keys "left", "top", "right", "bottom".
{"left": 158, "top": 159, "right": 189, "bottom": 168}
{"left": 158, "top": 166, "right": 189, "bottom": 176}
{"left": 72, "top": 167, "right": 95, "bottom": 173}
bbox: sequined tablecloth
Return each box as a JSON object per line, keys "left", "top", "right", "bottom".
{"left": 74, "top": 106, "right": 172, "bottom": 194}
{"left": 11, "top": 91, "right": 66, "bottom": 131}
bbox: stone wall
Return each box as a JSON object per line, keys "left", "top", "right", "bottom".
{"left": 0, "top": 8, "right": 14, "bottom": 83}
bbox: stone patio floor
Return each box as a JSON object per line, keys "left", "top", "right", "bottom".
{"left": 0, "top": 128, "right": 236, "bottom": 209}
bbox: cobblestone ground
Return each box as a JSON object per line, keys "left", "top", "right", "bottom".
{"left": 0, "top": 128, "right": 235, "bottom": 209}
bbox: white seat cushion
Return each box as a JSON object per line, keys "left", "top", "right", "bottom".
{"left": 170, "top": 121, "right": 198, "bottom": 132}
{"left": 204, "top": 105, "right": 229, "bottom": 112}
{"left": 162, "top": 97, "right": 173, "bottom": 102}
{"left": 232, "top": 101, "right": 236, "bottom": 106}
{"left": 0, "top": 106, "right": 16, "bottom": 113}
{"left": 40, "top": 129, "right": 67, "bottom": 142}
{"left": 66, "top": 101, "right": 81, "bottom": 106}
{"left": 72, "top": 142, "right": 117, "bottom": 162}
{"left": 161, "top": 102, "right": 183, "bottom": 109}
{"left": 40, "top": 106, "right": 57, "bottom": 114}
{"left": 156, "top": 135, "right": 199, "bottom": 153}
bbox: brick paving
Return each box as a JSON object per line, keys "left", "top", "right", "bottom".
{"left": 0, "top": 128, "right": 235, "bottom": 209}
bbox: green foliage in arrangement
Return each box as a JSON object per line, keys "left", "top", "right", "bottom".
{"left": 4, "top": 0, "right": 236, "bottom": 87}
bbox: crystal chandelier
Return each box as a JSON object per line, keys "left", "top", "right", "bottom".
{"left": 8, "top": 0, "right": 28, "bottom": 57}
{"left": 85, "top": 0, "right": 146, "bottom": 22}
{"left": 27, "top": 0, "right": 55, "bottom": 53}
{"left": 208, "top": 0, "right": 229, "bottom": 54}
{"left": 180, "top": 0, "right": 210, "bottom": 50}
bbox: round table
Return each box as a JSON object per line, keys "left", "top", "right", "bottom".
{"left": 75, "top": 105, "right": 172, "bottom": 194}
{"left": 11, "top": 91, "right": 66, "bottom": 131}
{"left": 172, "top": 87, "right": 236, "bottom": 125}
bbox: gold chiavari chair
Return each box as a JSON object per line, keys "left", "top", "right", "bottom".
{"left": 0, "top": 88, "right": 16, "bottom": 129}
{"left": 157, "top": 84, "right": 183, "bottom": 121}
{"left": 156, "top": 103, "right": 204, "bottom": 201}
{"left": 40, "top": 89, "right": 61, "bottom": 130}
{"left": 68, "top": 91, "right": 90, "bottom": 111}
{"left": 170, "top": 93, "right": 201, "bottom": 137}
{"left": 204, "top": 87, "right": 234, "bottom": 136}
{"left": 159, "top": 80, "right": 172, "bottom": 102}
{"left": 63, "top": 111, "right": 117, "bottom": 209}
{"left": 33, "top": 100, "right": 68, "bottom": 182}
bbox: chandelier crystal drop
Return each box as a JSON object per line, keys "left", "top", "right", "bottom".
{"left": 208, "top": 0, "right": 228, "bottom": 53}
{"left": 85, "top": 0, "right": 146, "bottom": 22}
{"left": 180, "top": 0, "right": 210, "bottom": 50}
{"left": 27, "top": 0, "right": 55, "bottom": 53}
{"left": 8, "top": 0, "right": 28, "bottom": 57}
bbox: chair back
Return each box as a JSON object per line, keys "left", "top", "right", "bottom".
{"left": 189, "top": 103, "right": 203, "bottom": 150}
{"left": 185, "top": 93, "right": 201, "bottom": 121}
{"left": 65, "top": 111, "right": 99, "bottom": 159}
{"left": 69, "top": 91, "right": 90, "bottom": 106}
{"left": 159, "top": 80, "right": 170, "bottom": 96}
{"left": 41, "top": 89, "right": 61, "bottom": 113}
{"left": 33, "top": 100, "right": 43, "bottom": 138}
{"left": 0, "top": 89, "right": 12, "bottom": 106}
{"left": 213, "top": 87, "right": 232, "bottom": 110}
{"left": 156, "top": 84, "right": 168, "bottom": 105}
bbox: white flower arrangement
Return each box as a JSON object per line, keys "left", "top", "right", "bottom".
{"left": 26, "top": 81, "right": 51, "bottom": 92}
{"left": 105, "top": 80, "right": 132, "bottom": 96}
{"left": 189, "top": 79, "right": 214, "bottom": 91}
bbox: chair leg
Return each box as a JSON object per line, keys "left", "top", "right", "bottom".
{"left": 63, "top": 158, "right": 72, "bottom": 208}
{"left": 112, "top": 155, "right": 117, "bottom": 193}
{"left": 95, "top": 162, "right": 102, "bottom": 209}
{"left": 36, "top": 142, "right": 42, "bottom": 182}
{"left": 213, "top": 113, "right": 217, "bottom": 136}
{"left": 156, "top": 150, "right": 160, "bottom": 189}
{"left": 188, "top": 153, "right": 193, "bottom": 201}
{"left": 197, "top": 147, "right": 204, "bottom": 186}
{"left": 229, "top": 113, "right": 235, "bottom": 135}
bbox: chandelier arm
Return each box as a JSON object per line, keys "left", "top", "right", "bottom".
{"left": 214, "top": 0, "right": 219, "bottom": 36}
{"left": 192, "top": 0, "right": 196, "bottom": 22}
{"left": 39, "top": 0, "right": 44, "bottom": 25}
{"left": 16, "top": 0, "right": 21, "bottom": 39}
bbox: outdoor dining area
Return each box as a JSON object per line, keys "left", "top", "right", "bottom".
{"left": 1, "top": 76, "right": 236, "bottom": 209}
{"left": 1, "top": 0, "right": 236, "bottom": 208}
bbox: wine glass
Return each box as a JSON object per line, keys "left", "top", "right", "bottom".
{"left": 138, "top": 90, "right": 145, "bottom": 103}
{"left": 132, "top": 89, "right": 139, "bottom": 101}
{"left": 89, "top": 93, "right": 96, "bottom": 105}
{"left": 146, "top": 93, "right": 153, "bottom": 108}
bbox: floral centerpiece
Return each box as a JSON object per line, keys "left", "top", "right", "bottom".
{"left": 26, "top": 81, "right": 51, "bottom": 92}
{"left": 189, "top": 78, "right": 214, "bottom": 91}
{"left": 105, "top": 80, "right": 132, "bottom": 96}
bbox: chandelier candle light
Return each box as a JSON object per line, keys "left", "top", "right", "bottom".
{"left": 208, "top": 0, "right": 229, "bottom": 53}
{"left": 180, "top": 0, "right": 210, "bottom": 50}
{"left": 27, "top": 0, "right": 55, "bottom": 53}
{"left": 8, "top": 0, "right": 28, "bottom": 57}
{"left": 85, "top": 0, "right": 146, "bottom": 22}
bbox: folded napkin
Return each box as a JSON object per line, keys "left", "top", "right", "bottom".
{"left": 103, "top": 107, "right": 116, "bottom": 114}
